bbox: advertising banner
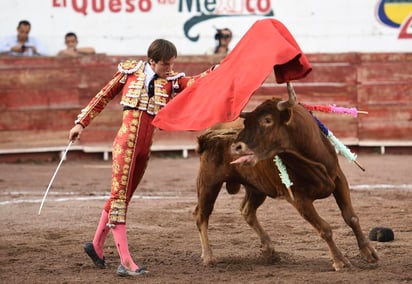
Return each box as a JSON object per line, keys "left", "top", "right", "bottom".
{"left": 0, "top": 0, "right": 411, "bottom": 56}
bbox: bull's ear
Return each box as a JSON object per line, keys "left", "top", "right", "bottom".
{"left": 239, "top": 111, "right": 249, "bottom": 118}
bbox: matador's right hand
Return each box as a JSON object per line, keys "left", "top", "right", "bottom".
{"left": 69, "top": 124, "right": 84, "bottom": 142}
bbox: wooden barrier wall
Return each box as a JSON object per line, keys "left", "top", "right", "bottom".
{"left": 0, "top": 53, "right": 411, "bottom": 159}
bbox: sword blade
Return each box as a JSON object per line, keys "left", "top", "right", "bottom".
{"left": 38, "top": 140, "right": 73, "bottom": 215}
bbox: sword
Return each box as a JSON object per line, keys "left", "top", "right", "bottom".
{"left": 38, "top": 140, "right": 73, "bottom": 215}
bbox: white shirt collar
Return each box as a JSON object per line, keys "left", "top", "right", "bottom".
{"left": 144, "top": 62, "right": 155, "bottom": 78}
{"left": 144, "top": 62, "right": 155, "bottom": 89}
{"left": 143, "top": 62, "right": 156, "bottom": 88}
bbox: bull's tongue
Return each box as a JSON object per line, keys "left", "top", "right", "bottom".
{"left": 230, "top": 154, "right": 254, "bottom": 164}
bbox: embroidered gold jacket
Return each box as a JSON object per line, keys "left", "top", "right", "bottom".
{"left": 75, "top": 59, "right": 211, "bottom": 128}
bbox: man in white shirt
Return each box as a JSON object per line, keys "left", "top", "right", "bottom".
{"left": 0, "top": 20, "right": 48, "bottom": 56}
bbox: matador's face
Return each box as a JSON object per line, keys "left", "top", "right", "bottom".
{"left": 149, "top": 56, "right": 176, "bottom": 78}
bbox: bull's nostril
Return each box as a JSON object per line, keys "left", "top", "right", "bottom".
{"left": 231, "top": 142, "right": 245, "bottom": 154}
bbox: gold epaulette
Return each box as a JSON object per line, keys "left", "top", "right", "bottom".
{"left": 118, "top": 60, "right": 143, "bottom": 74}
{"left": 166, "top": 71, "right": 186, "bottom": 81}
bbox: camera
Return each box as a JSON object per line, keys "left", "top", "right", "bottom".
{"left": 214, "top": 29, "right": 231, "bottom": 40}
{"left": 21, "top": 45, "right": 27, "bottom": 52}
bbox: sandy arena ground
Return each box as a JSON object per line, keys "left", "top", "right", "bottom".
{"left": 0, "top": 153, "right": 411, "bottom": 283}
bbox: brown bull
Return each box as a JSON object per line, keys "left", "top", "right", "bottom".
{"left": 193, "top": 84, "right": 378, "bottom": 271}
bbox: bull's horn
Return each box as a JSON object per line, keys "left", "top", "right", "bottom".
{"left": 277, "top": 82, "right": 297, "bottom": 111}
{"left": 239, "top": 111, "right": 249, "bottom": 118}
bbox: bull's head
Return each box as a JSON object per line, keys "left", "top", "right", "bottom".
{"left": 231, "top": 82, "right": 297, "bottom": 166}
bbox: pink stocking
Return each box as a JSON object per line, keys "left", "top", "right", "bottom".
{"left": 111, "top": 224, "right": 139, "bottom": 271}
{"left": 92, "top": 210, "right": 110, "bottom": 259}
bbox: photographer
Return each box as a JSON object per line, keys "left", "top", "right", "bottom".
{"left": 206, "top": 27, "right": 232, "bottom": 56}
{"left": 0, "top": 20, "right": 48, "bottom": 56}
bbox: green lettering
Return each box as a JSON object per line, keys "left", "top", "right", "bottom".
{"left": 204, "top": 0, "right": 216, "bottom": 13}
{"left": 178, "top": 0, "right": 201, "bottom": 12}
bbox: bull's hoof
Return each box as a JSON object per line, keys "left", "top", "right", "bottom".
{"left": 261, "top": 247, "right": 280, "bottom": 263}
{"left": 369, "top": 227, "right": 394, "bottom": 242}
{"left": 333, "top": 257, "right": 352, "bottom": 271}
{"left": 360, "top": 244, "right": 379, "bottom": 263}
{"left": 201, "top": 256, "right": 217, "bottom": 266}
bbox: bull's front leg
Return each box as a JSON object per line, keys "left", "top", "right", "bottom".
{"left": 333, "top": 173, "right": 379, "bottom": 263}
{"left": 293, "top": 199, "right": 352, "bottom": 271}
{"left": 193, "top": 177, "right": 222, "bottom": 266}
{"left": 241, "top": 188, "right": 278, "bottom": 262}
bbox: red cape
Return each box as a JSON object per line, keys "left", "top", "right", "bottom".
{"left": 152, "top": 19, "right": 312, "bottom": 131}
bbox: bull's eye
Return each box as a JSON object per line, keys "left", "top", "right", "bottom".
{"left": 259, "top": 114, "right": 273, "bottom": 127}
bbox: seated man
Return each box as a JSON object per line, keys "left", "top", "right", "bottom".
{"left": 0, "top": 20, "right": 48, "bottom": 56}
{"left": 57, "top": 32, "right": 96, "bottom": 57}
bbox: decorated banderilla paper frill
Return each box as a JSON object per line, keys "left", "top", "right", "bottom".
{"left": 301, "top": 102, "right": 368, "bottom": 171}
{"left": 301, "top": 103, "right": 369, "bottom": 117}
{"left": 312, "top": 115, "right": 366, "bottom": 172}
{"left": 274, "top": 155, "right": 295, "bottom": 201}
{"left": 271, "top": 108, "right": 366, "bottom": 200}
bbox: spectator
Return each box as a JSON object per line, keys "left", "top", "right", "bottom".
{"left": 206, "top": 28, "right": 232, "bottom": 56}
{"left": 0, "top": 20, "right": 47, "bottom": 56}
{"left": 57, "top": 32, "right": 96, "bottom": 57}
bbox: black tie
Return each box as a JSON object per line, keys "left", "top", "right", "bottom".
{"left": 148, "top": 74, "right": 159, "bottom": 98}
